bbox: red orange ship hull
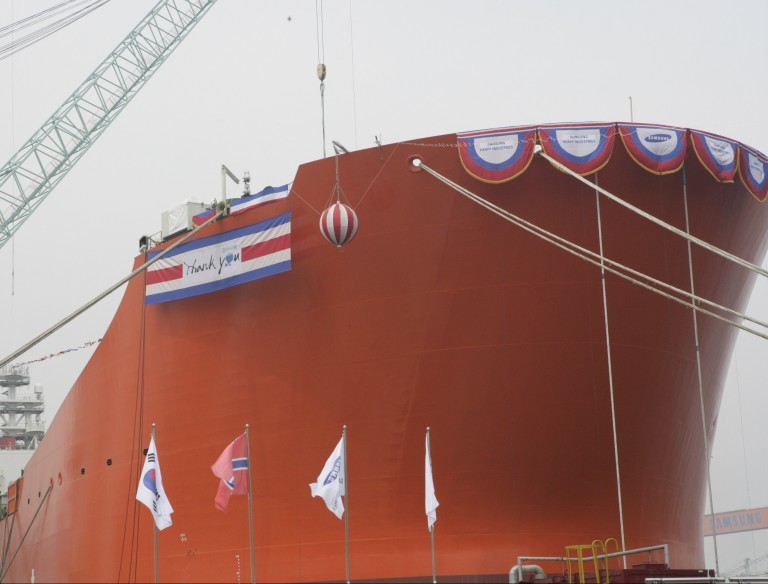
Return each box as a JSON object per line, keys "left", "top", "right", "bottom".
{"left": 2, "top": 126, "right": 768, "bottom": 583}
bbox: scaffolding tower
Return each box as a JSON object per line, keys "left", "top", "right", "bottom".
{"left": 0, "top": 365, "right": 45, "bottom": 450}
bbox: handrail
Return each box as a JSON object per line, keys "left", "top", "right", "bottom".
{"left": 603, "top": 537, "right": 621, "bottom": 572}
{"left": 645, "top": 579, "right": 768, "bottom": 584}
{"left": 566, "top": 541, "right": 608, "bottom": 584}
{"left": 645, "top": 579, "right": 725, "bottom": 583}
{"left": 517, "top": 544, "right": 670, "bottom": 584}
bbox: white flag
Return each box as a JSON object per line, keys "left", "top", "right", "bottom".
{"left": 309, "top": 435, "right": 345, "bottom": 519}
{"left": 425, "top": 433, "right": 439, "bottom": 532}
{"left": 136, "top": 436, "right": 174, "bottom": 530}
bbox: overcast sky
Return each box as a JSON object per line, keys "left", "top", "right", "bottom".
{"left": 1, "top": 0, "right": 767, "bottom": 575}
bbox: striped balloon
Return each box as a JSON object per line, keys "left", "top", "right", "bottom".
{"left": 319, "top": 202, "right": 359, "bottom": 247}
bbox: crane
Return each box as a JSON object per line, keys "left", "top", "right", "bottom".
{"left": 0, "top": 0, "right": 218, "bottom": 251}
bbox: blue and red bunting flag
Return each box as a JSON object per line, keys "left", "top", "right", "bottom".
{"left": 211, "top": 433, "right": 249, "bottom": 512}
{"left": 690, "top": 130, "right": 738, "bottom": 182}
{"left": 455, "top": 121, "right": 768, "bottom": 206}
{"left": 618, "top": 124, "right": 687, "bottom": 175}
{"left": 537, "top": 123, "right": 616, "bottom": 176}
{"left": 457, "top": 126, "right": 537, "bottom": 183}
{"left": 192, "top": 182, "right": 291, "bottom": 226}
{"left": 738, "top": 145, "right": 768, "bottom": 202}
{"left": 145, "top": 212, "right": 291, "bottom": 305}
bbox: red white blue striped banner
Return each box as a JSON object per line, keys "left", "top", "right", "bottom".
{"left": 192, "top": 183, "right": 291, "bottom": 226}
{"left": 690, "top": 130, "right": 738, "bottom": 182}
{"left": 618, "top": 124, "right": 687, "bottom": 175}
{"left": 457, "top": 126, "right": 536, "bottom": 183}
{"left": 537, "top": 123, "right": 616, "bottom": 175}
{"left": 738, "top": 145, "right": 768, "bottom": 202}
{"left": 145, "top": 212, "right": 291, "bottom": 305}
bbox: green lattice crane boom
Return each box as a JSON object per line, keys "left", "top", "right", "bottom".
{"left": 0, "top": 0, "right": 218, "bottom": 250}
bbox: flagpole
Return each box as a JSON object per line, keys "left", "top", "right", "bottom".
{"left": 152, "top": 423, "right": 159, "bottom": 584}
{"left": 427, "top": 427, "right": 436, "bottom": 584}
{"left": 431, "top": 528, "right": 436, "bottom": 584}
{"left": 343, "top": 425, "right": 350, "bottom": 584}
{"left": 245, "top": 424, "right": 256, "bottom": 584}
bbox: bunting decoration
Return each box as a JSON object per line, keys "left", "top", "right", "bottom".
{"left": 13, "top": 339, "right": 102, "bottom": 367}
{"left": 690, "top": 130, "right": 738, "bottom": 182}
{"left": 618, "top": 124, "right": 687, "bottom": 175}
{"left": 738, "top": 144, "right": 768, "bottom": 202}
{"left": 457, "top": 126, "right": 537, "bottom": 183}
{"left": 537, "top": 123, "right": 616, "bottom": 175}
{"left": 454, "top": 122, "right": 766, "bottom": 204}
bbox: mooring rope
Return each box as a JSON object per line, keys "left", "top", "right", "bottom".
{"left": 536, "top": 149, "right": 768, "bottom": 280}
{"left": 683, "top": 165, "right": 720, "bottom": 577}
{"left": 594, "top": 173, "right": 627, "bottom": 565}
{"left": 415, "top": 159, "right": 768, "bottom": 342}
{"left": 0, "top": 208, "right": 224, "bottom": 369}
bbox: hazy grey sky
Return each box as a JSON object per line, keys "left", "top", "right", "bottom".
{"left": 1, "top": 0, "right": 767, "bottom": 574}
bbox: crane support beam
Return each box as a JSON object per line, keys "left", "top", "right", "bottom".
{"left": 0, "top": 0, "right": 218, "bottom": 250}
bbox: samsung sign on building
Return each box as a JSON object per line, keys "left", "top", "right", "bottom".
{"left": 704, "top": 507, "right": 768, "bottom": 536}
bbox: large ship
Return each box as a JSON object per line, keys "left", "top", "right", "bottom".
{"left": 1, "top": 122, "right": 767, "bottom": 582}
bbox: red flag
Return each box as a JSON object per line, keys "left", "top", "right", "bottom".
{"left": 211, "top": 433, "right": 249, "bottom": 512}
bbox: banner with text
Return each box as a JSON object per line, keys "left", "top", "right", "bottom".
{"left": 538, "top": 123, "right": 616, "bottom": 176}
{"left": 704, "top": 507, "right": 768, "bottom": 536}
{"left": 690, "top": 130, "right": 738, "bottom": 182}
{"left": 145, "top": 213, "right": 291, "bottom": 305}
{"left": 457, "top": 126, "right": 537, "bottom": 183}
{"left": 738, "top": 145, "right": 768, "bottom": 202}
{"left": 619, "top": 124, "right": 687, "bottom": 175}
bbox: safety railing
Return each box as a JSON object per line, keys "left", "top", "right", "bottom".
{"left": 514, "top": 543, "right": 670, "bottom": 584}
{"left": 645, "top": 578, "right": 768, "bottom": 583}
{"left": 565, "top": 538, "right": 621, "bottom": 584}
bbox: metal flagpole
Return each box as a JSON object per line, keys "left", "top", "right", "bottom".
{"left": 152, "top": 423, "right": 159, "bottom": 584}
{"left": 245, "top": 424, "right": 256, "bottom": 584}
{"left": 431, "top": 528, "right": 436, "bottom": 584}
{"left": 343, "top": 425, "right": 350, "bottom": 584}
{"left": 430, "top": 528, "right": 436, "bottom": 584}
{"left": 427, "top": 427, "right": 436, "bottom": 584}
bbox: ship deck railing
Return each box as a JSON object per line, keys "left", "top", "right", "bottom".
{"left": 0, "top": 395, "right": 44, "bottom": 403}
{"left": 645, "top": 578, "right": 768, "bottom": 583}
{"left": 515, "top": 543, "right": 670, "bottom": 583}
{"left": 0, "top": 365, "right": 29, "bottom": 378}
{"left": 140, "top": 231, "right": 163, "bottom": 251}
{"left": 0, "top": 422, "right": 46, "bottom": 433}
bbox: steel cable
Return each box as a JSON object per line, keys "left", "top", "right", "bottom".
{"left": 0, "top": 0, "right": 112, "bottom": 62}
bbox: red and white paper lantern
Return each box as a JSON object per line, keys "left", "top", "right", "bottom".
{"left": 319, "top": 202, "right": 359, "bottom": 247}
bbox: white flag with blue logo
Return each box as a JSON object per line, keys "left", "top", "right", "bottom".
{"left": 425, "top": 433, "right": 439, "bottom": 532}
{"left": 309, "top": 435, "right": 345, "bottom": 519}
{"left": 136, "top": 436, "right": 174, "bottom": 530}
